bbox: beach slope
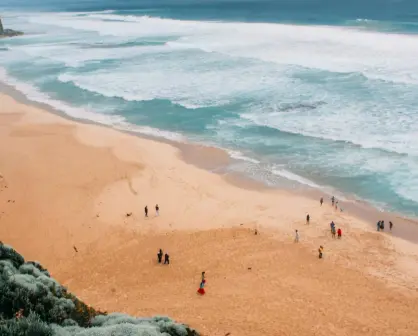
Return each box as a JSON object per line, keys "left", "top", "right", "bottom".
{"left": 1, "top": 93, "right": 418, "bottom": 335}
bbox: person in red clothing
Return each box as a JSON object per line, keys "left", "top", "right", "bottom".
{"left": 337, "top": 228, "right": 342, "bottom": 239}
{"left": 197, "top": 272, "right": 206, "bottom": 295}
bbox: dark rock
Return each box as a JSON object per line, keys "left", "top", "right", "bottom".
{"left": 0, "top": 17, "right": 24, "bottom": 38}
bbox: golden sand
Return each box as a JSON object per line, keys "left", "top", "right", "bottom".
{"left": 1, "top": 93, "right": 418, "bottom": 335}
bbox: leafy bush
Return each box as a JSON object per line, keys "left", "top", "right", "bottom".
{"left": 0, "top": 243, "right": 198, "bottom": 336}
{"left": 0, "top": 312, "right": 53, "bottom": 336}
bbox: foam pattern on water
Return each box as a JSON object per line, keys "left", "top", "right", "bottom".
{"left": 1, "top": 10, "right": 418, "bottom": 216}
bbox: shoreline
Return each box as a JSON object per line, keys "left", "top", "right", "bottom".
{"left": 1, "top": 87, "right": 418, "bottom": 335}
{"left": 1, "top": 80, "right": 417, "bottom": 244}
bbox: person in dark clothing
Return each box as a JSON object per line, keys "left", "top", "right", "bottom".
{"left": 380, "top": 221, "right": 385, "bottom": 231}
{"left": 164, "top": 253, "right": 170, "bottom": 265}
{"left": 320, "top": 197, "right": 323, "bottom": 206}
{"left": 144, "top": 205, "right": 148, "bottom": 217}
{"left": 306, "top": 214, "right": 310, "bottom": 225}
{"left": 377, "top": 221, "right": 381, "bottom": 231}
{"left": 389, "top": 221, "right": 393, "bottom": 231}
{"left": 331, "top": 196, "right": 335, "bottom": 206}
{"left": 155, "top": 204, "right": 159, "bottom": 216}
{"left": 331, "top": 226, "right": 336, "bottom": 238}
{"left": 157, "top": 249, "right": 163, "bottom": 263}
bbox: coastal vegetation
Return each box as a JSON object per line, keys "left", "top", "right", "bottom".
{"left": 0, "top": 242, "right": 198, "bottom": 336}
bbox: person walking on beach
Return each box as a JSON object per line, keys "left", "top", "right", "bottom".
{"left": 155, "top": 204, "right": 159, "bottom": 216}
{"left": 294, "top": 229, "right": 299, "bottom": 243}
{"left": 337, "top": 228, "right": 342, "bottom": 239}
{"left": 320, "top": 197, "right": 323, "bottom": 206}
{"left": 335, "top": 201, "right": 339, "bottom": 210}
{"left": 144, "top": 205, "right": 148, "bottom": 217}
{"left": 380, "top": 220, "right": 385, "bottom": 231}
{"left": 377, "top": 221, "right": 381, "bottom": 231}
{"left": 389, "top": 221, "right": 393, "bottom": 231}
{"left": 330, "top": 221, "right": 335, "bottom": 233}
{"left": 331, "top": 226, "right": 336, "bottom": 238}
{"left": 306, "top": 214, "right": 310, "bottom": 225}
{"left": 318, "top": 246, "right": 324, "bottom": 259}
{"left": 164, "top": 253, "right": 170, "bottom": 265}
{"left": 197, "top": 272, "right": 206, "bottom": 295}
{"left": 157, "top": 249, "right": 163, "bottom": 263}
{"left": 331, "top": 196, "right": 335, "bottom": 207}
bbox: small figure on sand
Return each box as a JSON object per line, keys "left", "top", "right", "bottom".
{"left": 254, "top": 229, "right": 258, "bottom": 235}
{"left": 157, "top": 249, "right": 163, "bottom": 263}
{"left": 318, "top": 246, "right": 324, "bottom": 259}
{"left": 164, "top": 253, "right": 170, "bottom": 265}
{"left": 294, "top": 229, "right": 299, "bottom": 243}
{"left": 335, "top": 201, "right": 339, "bottom": 210}
{"left": 197, "top": 272, "right": 206, "bottom": 295}
{"left": 330, "top": 221, "right": 335, "bottom": 233}
{"left": 331, "top": 226, "right": 336, "bottom": 238}
{"left": 145, "top": 205, "right": 148, "bottom": 217}
{"left": 306, "top": 214, "right": 310, "bottom": 225}
{"left": 389, "top": 221, "right": 393, "bottom": 231}
{"left": 320, "top": 197, "right": 323, "bottom": 206}
{"left": 380, "top": 220, "right": 385, "bottom": 231}
{"left": 155, "top": 204, "right": 159, "bottom": 216}
{"left": 331, "top": 196, "right": 335, "bottom": 206}
{"left": 377, "top": 220, "right": 381, "bottom": 231}
{"left": 337, "top": 228, "right": 342, "bottom": 239}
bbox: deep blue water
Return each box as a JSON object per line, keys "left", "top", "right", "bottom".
{"left": 1, "top": 0, "right": 418, "bottom": 216}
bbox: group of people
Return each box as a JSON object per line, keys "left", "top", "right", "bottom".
{"left": 321, "top": 195, "right": 342, "bottom": 211}
{"left": 300, "top": 197, "right": 346, "bottom": 259}
{"left": 157, "top": 249, "right": 170, "bottom": 264}
{"left": 377, "top": 220, "right": 393, "bottom": 231}
{"left": 330, "top": 221, "right": 342, "bottom": 239}
{"left": 145, "top": 204, "right": 159, "bottom": 217}
{"left": 151, "top": 204, "right": 207, "bottom": 296}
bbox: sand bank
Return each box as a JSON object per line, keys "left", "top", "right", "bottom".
{"left": 1, "top": 92, "right": 418, "bottom": 335}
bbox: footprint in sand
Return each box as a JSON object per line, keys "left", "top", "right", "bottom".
{"left": 0, "top": 174, "right": 7, "bottom": 190}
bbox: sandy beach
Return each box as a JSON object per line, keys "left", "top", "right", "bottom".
{"left": 1, "top": 92, "right": 418, "bottom": 335}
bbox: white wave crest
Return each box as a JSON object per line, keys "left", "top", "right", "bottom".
{"left": 227, "top": 150, "right": 261, "bottom": 164}
{"left": 271, "top": 168, "right": 321, "bottom": 189}
{"left": 0, "top": 68, "right": 186, "bottom": 143}
{"left": 21, "top": 12, "right": 418, "bottom": 84}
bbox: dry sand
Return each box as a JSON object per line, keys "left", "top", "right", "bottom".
{"left": 1, "top": 92, "right": 418, "bottom": 336}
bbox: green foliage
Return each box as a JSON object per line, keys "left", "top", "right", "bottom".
{"left": 0, "top": 312, "right": 53, "bottom": 336}
{"left": 0, "top": 243, "right": 199, "bottom": 336}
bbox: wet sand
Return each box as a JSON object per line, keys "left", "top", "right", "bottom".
{"left": 1, "top": 92, "right": 418, "bottom": 335}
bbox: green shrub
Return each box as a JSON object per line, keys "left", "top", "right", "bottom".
{"left": 0, "top": 312, "right": 53, "bottom": 336}
{"left": 0, "top": 243, "right": 199, "bottom": 336}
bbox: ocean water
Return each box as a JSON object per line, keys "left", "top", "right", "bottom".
{"left": 1, "top": 0, "right": 418, "bottom": 216}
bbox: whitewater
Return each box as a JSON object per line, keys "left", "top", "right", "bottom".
{"left": 1, "top": 8, "right": 418, "bottom": 216}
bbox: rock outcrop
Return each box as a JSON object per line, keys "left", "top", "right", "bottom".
{"left": 0, "top": 17, "right": 23, "bottom": 38}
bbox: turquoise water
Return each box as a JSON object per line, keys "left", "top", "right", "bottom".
{"left": 1, "top": 0, "right": 418, "bottom": 216}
